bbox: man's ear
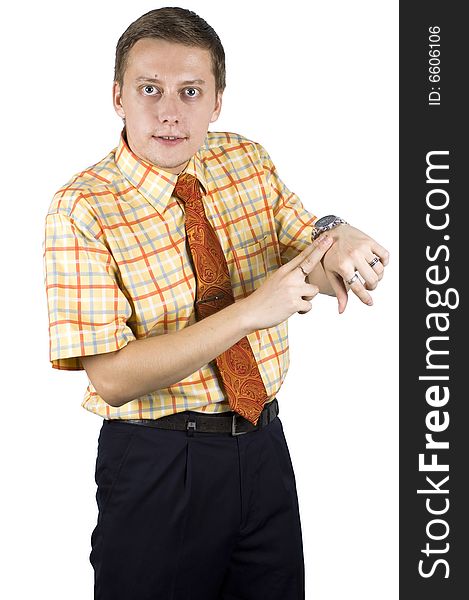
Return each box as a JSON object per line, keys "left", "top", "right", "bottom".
{"left": 210, "top": 91, "right": 223, "bottom": 123}
{"left": 113, "top": 81, "right": 126, "bottom": 120}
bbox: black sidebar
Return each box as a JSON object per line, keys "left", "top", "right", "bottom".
{"left": 400, "top": 2, "right": 467, "bottom": 598}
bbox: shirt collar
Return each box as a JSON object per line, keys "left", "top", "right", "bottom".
{"left": 115, "top": 129, "right": 207, "bottom": 213}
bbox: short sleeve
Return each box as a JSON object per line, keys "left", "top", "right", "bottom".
{"left": 257, "top": 144, "right": 317, "bottom": 264}
{"left": 43, "top": 210, "right": 136, "bottom": 370}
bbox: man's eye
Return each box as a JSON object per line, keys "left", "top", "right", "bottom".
{"left": 184, "top": 88, "right": 199, "bottom": 98}
{"left": 142, "top": 85, "right": 158, "bottom": 95}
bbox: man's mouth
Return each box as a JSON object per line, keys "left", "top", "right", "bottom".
{"left": 153, "top": 135, "right": 187, "bottom": 146}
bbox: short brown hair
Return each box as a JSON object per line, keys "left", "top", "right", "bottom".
{"left": 114, "top": 7, "right": 226, "bottom": 93}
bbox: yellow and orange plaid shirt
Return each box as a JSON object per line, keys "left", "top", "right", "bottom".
{"left": 43, "top": 130, "right": 316, "bottom": 419}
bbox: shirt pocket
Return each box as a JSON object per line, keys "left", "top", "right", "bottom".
{"left": 227, "top": 234, "right": 268, "bottom": 299}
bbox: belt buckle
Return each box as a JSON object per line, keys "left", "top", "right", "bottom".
{"left": 231, "top": 413, "right": 248, "bottom": 436}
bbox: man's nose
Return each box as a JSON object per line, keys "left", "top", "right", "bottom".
{"left": 156, "top": 94, "right": 181, "bottom": 124}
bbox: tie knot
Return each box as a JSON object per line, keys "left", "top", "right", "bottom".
{"left": 173, "top": 173, "right": 201, "bottom": 204}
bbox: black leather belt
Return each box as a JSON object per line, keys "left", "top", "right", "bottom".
{"left": 109, "top": 398, "right": 279, "bottom": 436}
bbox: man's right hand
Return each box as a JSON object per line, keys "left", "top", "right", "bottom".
{"left": 241, "top": 234, "right": 333, "bottom": 331}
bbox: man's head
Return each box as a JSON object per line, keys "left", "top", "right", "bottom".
{"left": 113, "top": 7, "right": 225, "bottom": 174}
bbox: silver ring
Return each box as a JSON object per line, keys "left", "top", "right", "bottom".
{"left": 298, "top": 265, "right": 308, "bottom": 277}
{"left": 345, "top": 272, "right": 360, "bottom": 286}
{"left": 369, "top": 256, "right": 380, "bottom": 268}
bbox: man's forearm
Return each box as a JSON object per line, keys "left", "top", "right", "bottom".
{"left": 81, "top": 300, "right": 253, "bottom": 407}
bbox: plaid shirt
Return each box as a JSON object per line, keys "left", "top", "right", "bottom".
{"left": 43, "top": 130, "right": 316, "bottom": 419}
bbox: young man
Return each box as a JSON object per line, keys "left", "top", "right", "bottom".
{"left": 43, "top": 7, "right": 389, "bottom": 600}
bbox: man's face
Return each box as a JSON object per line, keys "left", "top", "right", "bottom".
{"left": 113, "top": 38, "right": 223, "bottom": 174}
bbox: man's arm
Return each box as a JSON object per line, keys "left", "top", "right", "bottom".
{"left": 81, "top": 236, "right": 332, "bottom": 407}
{"left": 81, "top": 299, "right": 253, "bottom": 407}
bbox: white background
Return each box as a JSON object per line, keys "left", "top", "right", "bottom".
{"left": 1, "top": 0, "right": 398, "bottom": 598}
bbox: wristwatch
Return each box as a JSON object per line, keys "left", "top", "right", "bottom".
{"left": 311, "top": 215, "right": 348, "bottom": 240}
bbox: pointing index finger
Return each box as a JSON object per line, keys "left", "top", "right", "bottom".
{"left": 295, "top": 235, "right": 334, "bottom": 275}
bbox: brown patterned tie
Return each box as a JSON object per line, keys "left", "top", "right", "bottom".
{"left": 174, "top": 173, "right": 268, "bottom": 425}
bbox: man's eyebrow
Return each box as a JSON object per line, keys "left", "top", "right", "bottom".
{"left": 135, "top": 77, "right": 207, "bottom": 85}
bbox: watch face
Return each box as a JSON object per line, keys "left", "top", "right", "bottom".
{"left": 315, "top": 214, "right": 337, "bottom": 228}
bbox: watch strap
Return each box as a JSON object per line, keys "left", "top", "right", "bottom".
{"left": 311, "top": 216, "right": 348, "bottom": 240}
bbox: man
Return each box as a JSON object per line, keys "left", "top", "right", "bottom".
{"left": 43, "top": 7, "right": 389, "bottom": 599}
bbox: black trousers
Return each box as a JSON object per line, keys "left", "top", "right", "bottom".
{"left": 90, "top": 413, "right": 305, "bottom": 599}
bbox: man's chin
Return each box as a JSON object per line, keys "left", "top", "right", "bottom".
{"left": 150, "top": 156, "right": 191, "bottom": 175}
{"left": 138, "top": 148, "right": 190, "bottom": 174}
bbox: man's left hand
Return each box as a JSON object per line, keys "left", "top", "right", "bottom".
{"left": 321, "top": 224, "right": 389, "bottom": 313}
